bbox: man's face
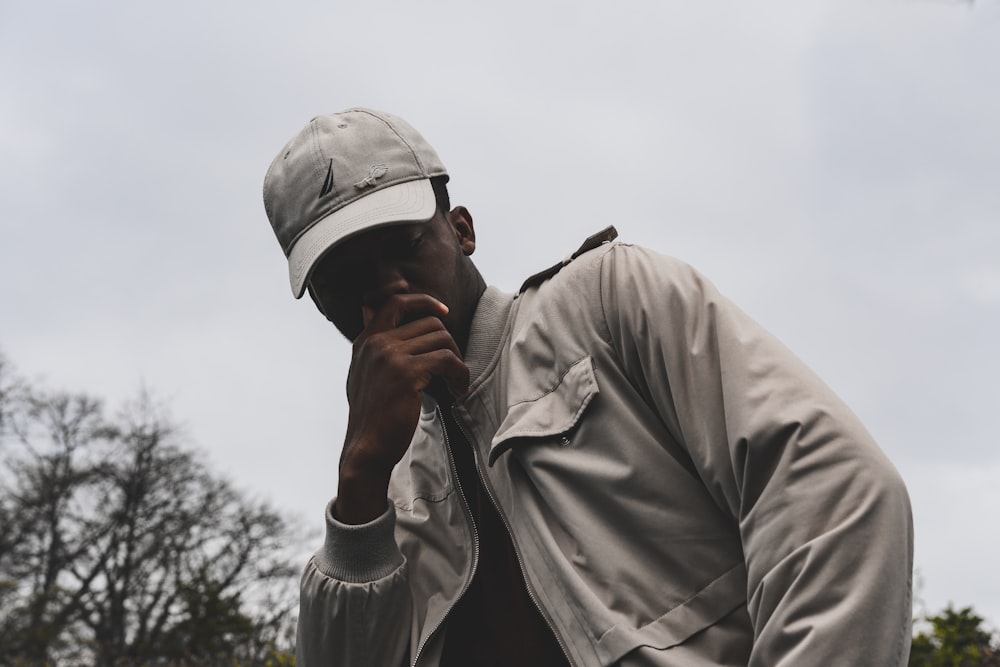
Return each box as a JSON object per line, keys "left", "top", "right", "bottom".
{"left": 307, "top": 207, "right": 481, "bottom": 346}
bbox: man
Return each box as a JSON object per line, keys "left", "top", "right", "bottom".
{"left": 263, "top": 108, "right": 914, "bottom": 666}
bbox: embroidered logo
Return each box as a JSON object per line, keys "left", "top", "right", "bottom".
{"left": 354, "top": 164, "right": 388, "bottom": 189}
{"left": 319, "top": 158, "right": 335, "bottom": 198}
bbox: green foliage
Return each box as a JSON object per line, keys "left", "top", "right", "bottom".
{"left": 910, "top": 605, "right": 1000, "bottom": 667}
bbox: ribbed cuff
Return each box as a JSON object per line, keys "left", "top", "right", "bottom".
{"left": 313, "top": 499, "right": 405, "bottom": 584}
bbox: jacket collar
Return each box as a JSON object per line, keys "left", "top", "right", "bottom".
{"left": 464, "top": 285, "right": 514, "bottom": 383}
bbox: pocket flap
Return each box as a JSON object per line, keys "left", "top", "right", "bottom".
{"left": 595, "top": 562, "right": 748, "bottom": 665}
{"left": 488, "top": 356, "right": 599, "bottom": 465}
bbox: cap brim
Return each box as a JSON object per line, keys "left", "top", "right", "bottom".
{"left": 287, "top": 178, "right": 437, "bottom": 298}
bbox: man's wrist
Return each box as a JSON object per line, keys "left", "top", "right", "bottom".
{"left": 335, "top": 465, "right": 392, "bottom": 525}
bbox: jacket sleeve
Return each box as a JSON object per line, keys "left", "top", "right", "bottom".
{"left": 296, "top": 499, "right": 412, "bottom": 667}
{"left": 598, "top": 244, "right": 913, "bottom": 666}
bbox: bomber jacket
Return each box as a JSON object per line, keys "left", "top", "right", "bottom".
{"left": 297, "top": 230, "right": 914, "bottom": 667}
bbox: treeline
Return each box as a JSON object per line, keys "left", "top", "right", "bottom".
{"left": 0, "top": 352, "right": 301, "bottom": 666}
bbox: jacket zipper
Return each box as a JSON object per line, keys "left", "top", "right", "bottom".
{"left": 448, "top": 405, "right": 577, "bottom": 667}
{"left": 411, "top": 406, "right": 480, "bottom": 667}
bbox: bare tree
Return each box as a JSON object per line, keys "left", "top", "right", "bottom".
{"left": 0, "top": 355, "right": 301, "bottom": 666}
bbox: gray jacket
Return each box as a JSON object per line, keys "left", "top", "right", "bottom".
{"left": 297, "top": 233, "right": 914, "bottom": 666}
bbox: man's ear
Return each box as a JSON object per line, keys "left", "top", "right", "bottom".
{"left": 448, "top": 206, "right": 476, "bottom": 256}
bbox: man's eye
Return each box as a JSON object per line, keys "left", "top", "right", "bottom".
{"left": 386, "top": 233, "right": 422, "bottom": 258}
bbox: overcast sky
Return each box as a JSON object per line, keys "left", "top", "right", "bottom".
{"left": 2, "top": 0, "right": 998, "bottom": 633}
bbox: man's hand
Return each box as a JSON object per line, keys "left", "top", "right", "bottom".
{"left": 334, "top": 293, "right": 470, "bottom": 524}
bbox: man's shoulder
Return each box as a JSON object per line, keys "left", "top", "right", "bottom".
{"left": 518, "top": 226, "right": 695, "bottom": 296}
{"left": 518, "top": 226, "right": 620, "bottom": 294}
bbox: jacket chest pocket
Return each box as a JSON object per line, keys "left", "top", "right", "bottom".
{"left": 488, "top": 355, "right": 599, "bottom": 465}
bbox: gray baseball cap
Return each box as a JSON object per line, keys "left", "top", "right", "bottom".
{"left": 263, "top": 108, "right": 448, "bottom": 298}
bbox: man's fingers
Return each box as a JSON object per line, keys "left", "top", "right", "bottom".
{"left": 353, "top": 293, "right": 469, "bottom": 399}
{"left": 363, "top": 293, "right": 448, "bottom": 333}
{"left": 415, "top": 348, "right": 471, "bottom": 399}
{"left": 383, "top": 336, "right": 467, "bottom": 395}
{"left": 396, "top": 324, "right": 462, "bottom": 358}
{"left": 358, "top": 318, "right": 462, "bottom": 364}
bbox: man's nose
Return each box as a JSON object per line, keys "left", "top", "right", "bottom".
{"left": 360, "top": 265, "right": 410, "bottom": 327}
